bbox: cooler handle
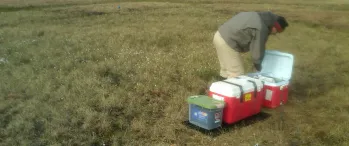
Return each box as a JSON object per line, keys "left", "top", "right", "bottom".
{"left": 247, "top": 80, "right": 257, "bottom": 99}
{"left": 221, "top": 80, "right": 244, "bottom": 103}
{"left": 235, "top": 77, "right": 257, "bottom": 99}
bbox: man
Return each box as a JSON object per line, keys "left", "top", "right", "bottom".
{"left": 213, "top": 11, "right": 289, "bottom": 79}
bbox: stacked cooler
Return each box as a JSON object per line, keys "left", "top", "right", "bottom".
{"left": 187, "top": 50, "right": 294, "bottom": 130}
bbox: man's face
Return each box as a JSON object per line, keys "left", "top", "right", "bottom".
{"left": 270, "top": 27, "right": 279, "bottom": 35}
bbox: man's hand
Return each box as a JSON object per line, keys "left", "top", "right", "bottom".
{"left": 254, "top": 63, "right": 262, "bottom": 71}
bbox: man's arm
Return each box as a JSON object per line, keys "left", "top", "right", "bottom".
{"left": 250, "top": 29, "right": 269, "bottom": 71}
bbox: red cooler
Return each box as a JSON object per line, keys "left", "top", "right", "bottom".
{"left": 208, "top": 77, "right": 264, "bottom": 124}
{"left": 247, "top": 50, "right": 294, "bottom": 109}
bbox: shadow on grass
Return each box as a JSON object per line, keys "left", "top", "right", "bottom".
{"left": 182, "top": 112, "right": 271, "bottom": 138}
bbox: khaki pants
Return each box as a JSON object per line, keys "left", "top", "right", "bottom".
{"left": 213, "top": 31, "right": 244, "bottom": 78}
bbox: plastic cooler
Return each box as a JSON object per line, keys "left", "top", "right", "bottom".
{"left": 247, "top": 50, "right": 294, "bottom": 109}
{"left": 187, "top": 95, "right": 225, "bottom": 130}
{"left": 208, "top": 77, "right": 264, "bottom": 124}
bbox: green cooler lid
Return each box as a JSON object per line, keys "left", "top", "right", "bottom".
{"left": 187, "top": 95, "right": 225, "bottom": 109}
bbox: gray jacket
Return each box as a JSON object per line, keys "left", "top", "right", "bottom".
{"left": 218, "top": 11, "right": 279, "bottom": 65}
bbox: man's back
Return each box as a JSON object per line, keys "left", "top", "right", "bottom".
{"left": 222, "top": 12, "right": 262, "bottom": 30}
{"left": 218, "top": 11, "right": 278, "bottom": 52}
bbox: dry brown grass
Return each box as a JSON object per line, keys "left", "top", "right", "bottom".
{"left": 1, "top": 0, "right": 349, "bottom": 146}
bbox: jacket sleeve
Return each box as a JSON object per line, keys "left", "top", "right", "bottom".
{"left": 250, "top": 29, "right": 268, "bottom": 65}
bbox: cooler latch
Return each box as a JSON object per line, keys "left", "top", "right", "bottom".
{"left": 280, "top": 85, "right": 285, "bottom": 105}
{"left": 280, "top": 85, "right": 285, "bottom": 91}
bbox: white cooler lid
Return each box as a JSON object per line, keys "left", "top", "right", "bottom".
{"left": 259, "top": 50, "right": 294, "bottom": 80}
{"left": 209, "top": 78, "right": 259, "bottom": 98}
{"left": 236, "top": 75, "right": 264, "bottom": 89}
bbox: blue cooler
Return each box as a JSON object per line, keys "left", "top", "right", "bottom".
{"left": 187, "top": 95, "right": 225, "bottom": 130}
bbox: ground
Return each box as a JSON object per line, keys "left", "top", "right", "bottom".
{"left": 1, "top": 0, "right": 349, "bottom": 145}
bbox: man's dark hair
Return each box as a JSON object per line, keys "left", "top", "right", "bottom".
{"left": 277, "top": 16, "right": 289, "bottom": 30}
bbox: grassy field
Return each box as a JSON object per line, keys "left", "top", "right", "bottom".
{"left": 1, "top": 0, "right": 349, "bottom": 145}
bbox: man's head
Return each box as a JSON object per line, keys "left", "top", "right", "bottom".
{"left": 270, "top": 16, "right": 289, "bottom": 34}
